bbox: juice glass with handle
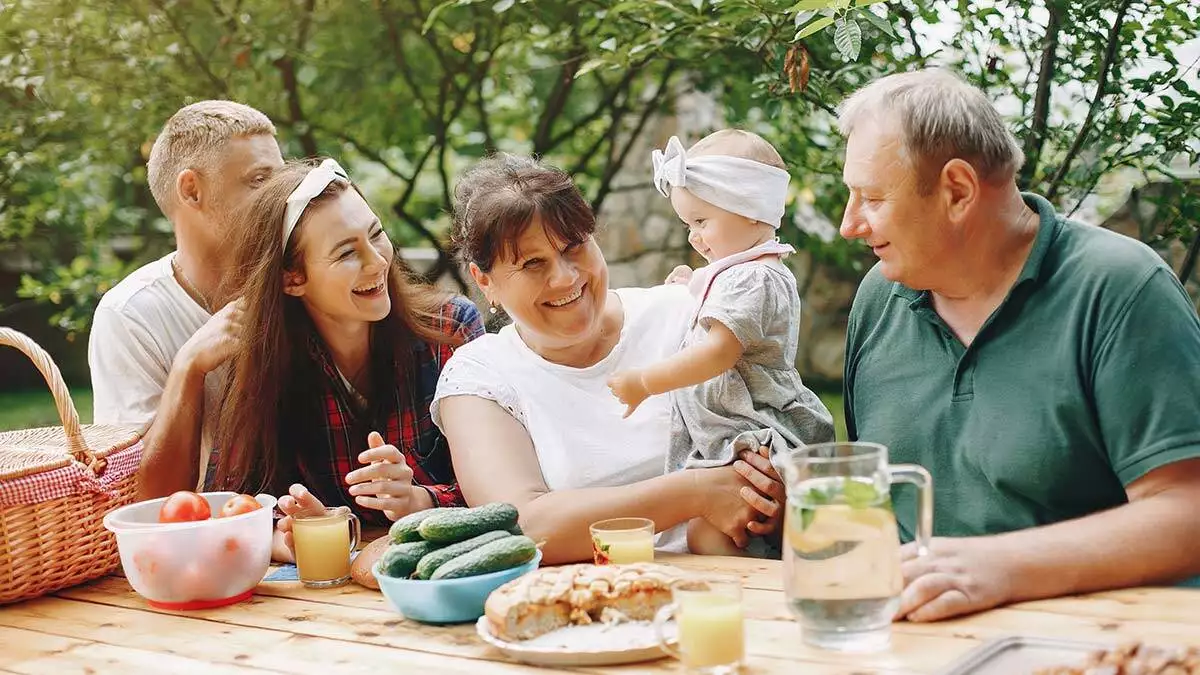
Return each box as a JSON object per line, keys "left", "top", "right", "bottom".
{"left": 773, "top": 441, "right": 932, "bottom": 652}
{"left": 292, "top": 505, "right": 361, "bottom": 588}
{"left": 653, "top": 577, "right": 745, "bottom": 674}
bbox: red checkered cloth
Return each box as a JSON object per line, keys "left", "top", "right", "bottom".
{"left": 0, "top": 440, "right": 143, "bottom": 507}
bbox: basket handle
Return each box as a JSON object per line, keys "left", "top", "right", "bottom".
{"left": 0, "top": 327, "right": 91, "bottom": 461}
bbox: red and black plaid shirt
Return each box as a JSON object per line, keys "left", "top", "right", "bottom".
{"left": 280, "top": 296, "right": 483, "bottom": 527}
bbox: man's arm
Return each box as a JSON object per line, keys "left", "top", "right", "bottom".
{"left": 136, "top": 354, "right": 208, "bottom": 499}
{"left": 137, "top": 299, "right": 244, "bottom": 500}
{"left": 898, "top": 459, "right": 1200, "bottom": 621}
{"left": 899, "top": 267, "right": 1200, "bottom": 621}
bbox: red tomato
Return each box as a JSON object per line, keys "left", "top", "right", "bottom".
{"left": 158, "top": 491, "right": 211, "bottom": 523}
{"left": 217, "top": 494, "right": 262, "bottom": 518}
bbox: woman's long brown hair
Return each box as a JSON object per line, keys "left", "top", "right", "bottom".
{"left": 211, "top": 158, "right": 457, "bottom": 495}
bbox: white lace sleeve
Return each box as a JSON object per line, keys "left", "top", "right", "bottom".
{"left": 431, "top": 349, "right": 526, "bottom": 430}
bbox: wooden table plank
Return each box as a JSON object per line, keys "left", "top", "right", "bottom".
{"left": 0, "top": 624, "right": 275, "bottom": 675}
{"left": 0, "top": 595, "right": 916, "bottom": 675}
{"left": 2, "top": 552, "right": 1196, "bottom": 674}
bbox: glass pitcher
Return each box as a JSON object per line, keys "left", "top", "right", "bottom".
{"left": 772, "top": 441, "right": 932, "bottom": 652}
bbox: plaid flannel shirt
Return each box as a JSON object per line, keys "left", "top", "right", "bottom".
{"left": 283, "top": 296, "right": 483, "bottom": 527}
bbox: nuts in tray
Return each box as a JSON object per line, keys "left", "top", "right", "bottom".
{"left": 1035, "top": 641, "right": 1200, "bottom": 675}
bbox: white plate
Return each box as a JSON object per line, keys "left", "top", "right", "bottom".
{"left": 475, "top": 616, "right": 675, "bottom": 667}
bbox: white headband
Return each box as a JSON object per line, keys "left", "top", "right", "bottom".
{"left": 651, "top": 136, "right": 790, "bottom": 228}
{"left": 282, "top": 158, "right": 349, "bottom": 247}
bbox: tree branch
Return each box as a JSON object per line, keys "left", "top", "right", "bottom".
{"left": 893, "top": 2, "right": 923, "bottom": 60}
{"left": 532, "top": 42, "right": 585, "bottom": 154}
{"left": 1019, "top": 0, "right": 1062, "bottom": 189}
{"left": 593, "top": 64, "right": 677, "bottom": 212}
{"left": 380, "top": 2, "right": 432, "bottom": 118}
{"left": 1045, "top": 0, "right": 1132, "bottom": 201}
{"left": 544, "top": 66, "right": 641, "bottom": 154}
{"left": 271, "top": 0, "right": 319, "bottom": 156}
{"left": 308, "top": 122, "right": 413, "bottom": 182}
{"left": 147, "top": 0, "right": 229, "bottom": 96}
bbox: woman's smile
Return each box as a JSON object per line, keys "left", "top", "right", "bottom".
{"left": 352, "top": 276, "right": 387, "bottom": 298}
{"left": 544, "top": 284, "right": 586, "bottom": 308}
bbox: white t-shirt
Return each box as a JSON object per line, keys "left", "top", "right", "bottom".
{"left": 88, "top": 252, "right": 224, "bottom": 487}
{"left": 431, "top": 284, "right": 695, "bottom": 551}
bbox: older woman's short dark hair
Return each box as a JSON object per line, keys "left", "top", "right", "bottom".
{"left": 451, "top": 154, "right": 596, "bottom": 272}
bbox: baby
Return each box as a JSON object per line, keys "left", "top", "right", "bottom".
{"left": 607, "top": 130, "right": 834, "bottom": 557}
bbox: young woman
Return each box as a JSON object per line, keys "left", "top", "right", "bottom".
{"left": 210, "top": 158, "right": 483, "bottom": 560}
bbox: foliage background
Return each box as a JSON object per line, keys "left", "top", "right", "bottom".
{"left": 1, "top": 0, "right": 1197, "bottom": 389}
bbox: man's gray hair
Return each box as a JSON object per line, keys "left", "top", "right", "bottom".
{"left": 838, "top": 68, "right": 1024, "bottom": 193}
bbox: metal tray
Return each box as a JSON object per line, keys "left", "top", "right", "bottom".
{"left": 940, "top": 636, "right": 1112, "bottom": 674}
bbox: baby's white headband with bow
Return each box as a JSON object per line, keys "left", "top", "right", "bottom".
{"left": 282, "top": 158, "right": 350, "bottom": 247}
{"left": 651, "top": 136, "right": 790, "bottom": 228}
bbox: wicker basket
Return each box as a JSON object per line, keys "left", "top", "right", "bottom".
{"left": 0, "top": 328, "right": 142, "bottom": 604}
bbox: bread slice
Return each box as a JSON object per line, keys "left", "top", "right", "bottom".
{"left": 484, "top": 563, "right": 686, "bottom": 641}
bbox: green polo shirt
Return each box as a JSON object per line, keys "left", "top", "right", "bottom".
{"left": 844, "top": 193, "right": 1200, "bottom": 542}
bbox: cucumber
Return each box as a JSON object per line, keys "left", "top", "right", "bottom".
{"left": 377, "top": 540, "right": 441, "bottom": 578}
{"left": 430, "top": 535, "right": 537, "bottom": 580}
{"left": 414, "top": 530, "right": 513, "bottom": 580}
{"left": 418, "top": 502, "right": 519, "bottom": 544}
{"left": 389, "top": 507, "right": 464, "bottom": 543}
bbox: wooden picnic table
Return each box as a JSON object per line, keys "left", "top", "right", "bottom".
{"left": 0, "top": 552, "right": 1197, "bottom": 674}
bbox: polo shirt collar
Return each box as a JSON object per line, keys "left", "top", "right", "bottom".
{"left": 890, "top": 191, "right": 1062, "bottom": 305}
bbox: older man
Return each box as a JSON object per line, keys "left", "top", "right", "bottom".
{"left": 89, "top": 101, "right": 284, "bottom": 499}
{"left": 839, "top": 69, "right": 1200, "bottom": 622}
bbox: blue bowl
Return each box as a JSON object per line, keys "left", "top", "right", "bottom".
{"left": 372, "top": 550, "right": 541, "bottom": 624}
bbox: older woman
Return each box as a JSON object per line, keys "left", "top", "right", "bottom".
{"left": 431, "top": 154, "right": 785, "bottom": 564}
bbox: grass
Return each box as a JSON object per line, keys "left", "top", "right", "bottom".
{"left": 0, "top": 388, "right": 94, "bottom": 432}
{"left": 818, "top": 390, "right": 848, "bottom": 442}
{"left": 0, "top": 387, "right": 847, "bottom": 440}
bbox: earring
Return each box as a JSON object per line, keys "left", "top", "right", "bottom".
{"left": 489, "top": 303, "right": 498, "bottom": 315}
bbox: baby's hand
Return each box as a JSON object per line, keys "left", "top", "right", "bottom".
{"left": 665, "top": 265, "right": 692, "bottom": 285}
{"left": 606, "top": 370, "right": 651, "bottom": 419}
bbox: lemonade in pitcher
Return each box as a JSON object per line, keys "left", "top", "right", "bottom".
{"left": 774, "top": 442, "right": 931, "bottom": 651}
{"left": 785, "top": 477, "right": 903, "bottom": 646}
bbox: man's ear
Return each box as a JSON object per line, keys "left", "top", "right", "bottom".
{"left": 282, "top": 270, "right": 306, "bottom": 297}
{"left": 939, "top": 158, "right": 979, "bottom": 224}
{"left": 176, "top": 169, "right": 204, "bottom": 213}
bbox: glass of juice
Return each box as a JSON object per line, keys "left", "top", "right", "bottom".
{"left": 654, "top": 577, "right": 745, "bottom": 674}
{"left": 292, "top": 506, "right": 361, "bottom": 588}
{"left": 589, "top": 517, "right": 654, "bottom": 564}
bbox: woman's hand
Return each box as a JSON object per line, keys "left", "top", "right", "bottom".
{"left": 274, "top": 483, "right": 327, "bottom": 562}
{"left": 345, "top": 431, "right": 418, "bottom": 522}
{"left": 606, "top": 370, "right": 651, "bottom": 418}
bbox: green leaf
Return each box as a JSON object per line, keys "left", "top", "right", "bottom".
{"left": 795, "top": 15, "right": 834, "bottom": 40}
{"left": 493, "top": 0, "right": 514, "bottom": 12}
{"left": 297, "top": 64, "right": 318, "bottom": 87}
{"left": 842, "top": 480, "right": 879, "bottom": 509}
{"left": 857, "top": 7, "right": 896, "bottom": 38}
{"left": 790, "top": 0, "right": 836, "bottom": 11}
{"left": 421, "top": 0, "right": 458, "bottom": 34}
{"left": 690, "top": 0, "right": 704, "bottom": 9}
{"left": 599, "top": 37, "right": 616, "bottom": 51}
{"left": 833, "top": 17, "right": 862, "bottom": 60}
{"left": 854, "top": 0, "right": 888, "bottom": 5}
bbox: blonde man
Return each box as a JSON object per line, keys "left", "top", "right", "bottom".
{"left": 89, "top": 100, "right": 284, "bottom": 500}
{"left": 839, "top": 68, "right": 1200, "bottom": 621}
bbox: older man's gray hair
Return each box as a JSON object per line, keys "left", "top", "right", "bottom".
{"left": 838, "top": 68, "right": 1024, "bottom": 194}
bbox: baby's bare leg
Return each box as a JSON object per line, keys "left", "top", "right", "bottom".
{"left": 686, "top": 518, "right": 751, "bottom": 557}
